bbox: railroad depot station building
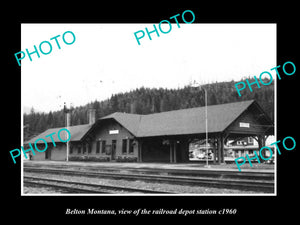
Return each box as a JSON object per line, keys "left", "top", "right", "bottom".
{"left": 25, "top": 100, "right": 274, "bottom": 164}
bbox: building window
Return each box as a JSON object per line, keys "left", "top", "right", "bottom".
{"left": 234, "top": 151, "right": 239, "bottom": 158}
{"left": 96, "top": 141, "right": 100, "bottom": 154}
{"left": 70, "top": 144, "right": 73, "bottom": 154}
{"left": 101, "top": 140, "right": 106, "bottom": 154}
{"left": 241, "top": 150, "right": 245, "bottom": 157}
{"left": 122, "top": 139, "right": 127, "bottom": 154}
{"left": 83, "top": 144, "right": 86, "bottom": 154}
{"left": 129, "top": 139, "right": 134, "bottom": 154}
{"left": 248, "top": 137, "right": 254, "bottom": 144}
{"left": 78, "top": 145, "right": 81, "bottom": 154}
{"left": 88, "top": 143, "right": 92, "bottom": 154}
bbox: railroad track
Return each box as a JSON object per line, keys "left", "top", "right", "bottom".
{"left": 24, "top": 167, "right": 274, "bottom": 193}
{"left": 24, "top": 163, "right": 274, "bottom": 180}
{"left": 24, "top": 175, "right": 172, "bottom": 194}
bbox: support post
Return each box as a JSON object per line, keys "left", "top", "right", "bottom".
{"left": 170, "top": 140, "right": 173, "bottom": 163}
{"left": 212, "top": 138, "right": 216, "bottom": 164}
{"left": 217, "top": 135, "right": 222, "bottom": 164}
{"left": 258, "top": 134, "right": 266, "bottom": 158}
{"left": 174, "top": 141, "right": 177, "bottom": 163}
{"left": 220, "top": 135, "right": 224, "bottom": 163}
{"left": 138, "top": 140, "right": 143, "bottom": 162}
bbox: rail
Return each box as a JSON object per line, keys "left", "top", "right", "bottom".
{"left": 24, "top": 175, "right": 173, "bottom": 194}
{"left": 24, "top": 167, "right": 274, "bottom": 193}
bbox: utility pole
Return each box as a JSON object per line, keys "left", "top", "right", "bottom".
{"left": 64, "top": 103, "right": 71, "bottom": 162}
{"left": 204, "top": 88, "right": 210, "bottom": 168}
{"left": 191, "top": 81, "right": 210, "bottom": 168}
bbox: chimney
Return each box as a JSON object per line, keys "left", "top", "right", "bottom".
{"left": 64, "top": 102, "right": 71, "bottom": 127}
{"left": 88, "top": 108, "right": 96, "bottom": 125}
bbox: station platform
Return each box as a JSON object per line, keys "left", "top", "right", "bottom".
{"left": 23, "top": 160, "right": 274, "bottom": 173}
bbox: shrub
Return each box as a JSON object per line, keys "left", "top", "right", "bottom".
{"left": 69, "top": 155, "right": 110, "bottom": 162}
{"left": 116, "top": 156, "right": 138, "bottom": 162}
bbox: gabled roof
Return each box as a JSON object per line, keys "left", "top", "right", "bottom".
{"left": 100, "top": 112, "right": 141, "bottom": 136}
{"left": 101, "top": 100, "right": 271, "bottom": 137}
{"left": 25, "top": 124, "right": 92, "bottom": 144}
{"left": 137, "top": 100, "right": 256, "bottom": 137}
{"left": 25, "top": 100, "right": 273, "bottom": 143}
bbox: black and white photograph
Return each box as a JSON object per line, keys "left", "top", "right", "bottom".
{"left": 4, "top": 5, "right": 298, "bottom": 221}
{"left": 21, "top": 23, "right": 276, "bottom": 196}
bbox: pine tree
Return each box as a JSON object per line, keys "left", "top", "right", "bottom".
{"left": 23, "top": 78, "right": 274, "bottom": 135}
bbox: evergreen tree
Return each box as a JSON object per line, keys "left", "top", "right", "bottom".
{"left": 23, "top": 78, "right": 274, "bottom": 139}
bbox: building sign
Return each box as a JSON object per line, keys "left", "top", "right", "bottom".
{"left": 109, "top": 130, "right": 119, "bottom": 134}
{"left": 239, "top": 122, "right": 250, "bottom": 128}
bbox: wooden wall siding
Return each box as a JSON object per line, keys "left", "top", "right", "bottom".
{"left": 32, "top": 143, "right": 66, "bottom": 161}
{"left": 90, "top": 120, "right": 138, "bottom": 158}
{"left": 226, "top": 108, "right": 268, "bottom": 135}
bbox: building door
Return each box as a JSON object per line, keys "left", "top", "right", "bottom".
{"left": 45, "top": 148, "right": 51, "bottom": 160}
{"left": 111, "top": 140, "right": 117, "bottom": 160}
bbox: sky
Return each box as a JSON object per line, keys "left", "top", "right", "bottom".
{"left": 21, "top": 23, "right": 276, "bottom": 113}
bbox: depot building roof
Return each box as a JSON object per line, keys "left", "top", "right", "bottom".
{"left": 98, "top": 99, "right": 273, "bottom": 137}
{"left": 25, "top": 100, "right": 274, "bottom": 144}
{"left": 25, "top": 124, "right": 92, "bottom": 144}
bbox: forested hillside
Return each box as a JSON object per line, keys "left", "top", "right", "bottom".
{"left": 24, "top": 77, "right": 274, "bottom": 140}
